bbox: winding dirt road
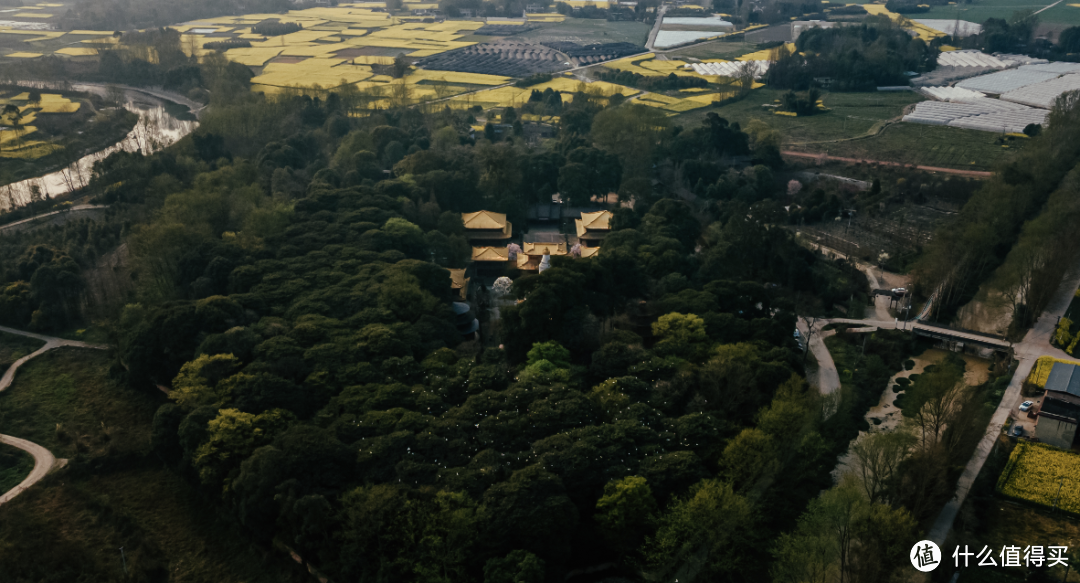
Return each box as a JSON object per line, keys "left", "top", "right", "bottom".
{"left": 0, "top": 325, "right": 108, "bottom": 506}
{"left": 783, "top": 151, "right": 994, "bottom": 178}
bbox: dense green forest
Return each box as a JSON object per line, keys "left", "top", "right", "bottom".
{"left": 767, "top": 17, "right": 940, "bottom": 91}
{"left": 3, "top": 32, "right": 1064, "bottom": 582}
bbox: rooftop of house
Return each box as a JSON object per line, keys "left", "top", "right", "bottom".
{"left": 1040, "top": 393, "right": 1080, "bottom": 423}
{"left": 579, "top": 246, "right": 600, "bottom": 258}
{"left": 1046, "top": 362, "right": 1080, "bottom": 399}
{"left": 472, "top": 246, "right": 509, "bottom": 262}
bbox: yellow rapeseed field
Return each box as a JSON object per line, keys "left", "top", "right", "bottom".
{"left": 998, "top": 441, "right": 1080, "bottom": 513}
{"left": 1027, "top": 356, "right": 1080, "bottom": 388}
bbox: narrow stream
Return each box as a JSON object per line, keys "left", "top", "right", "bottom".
{"left": 0, "top": 84, "right": 199, "bottom": 209}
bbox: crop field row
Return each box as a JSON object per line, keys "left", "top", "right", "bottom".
{"left": 998, "top": 441, "right": 1080, "bottom": 514}
{"left": 0, "top": 91, "right": 80, "bottom": 159}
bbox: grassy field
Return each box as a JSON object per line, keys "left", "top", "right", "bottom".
{"left": 675, "top": 87, "right": 1027, "bottom": 170}
{"left": 919, "top": 0, "right": 1080, "bottom": 26}
{"left": 0, "top": 331, "right": 45, "bottom": 374}
{"left": 814, "top": 122, "right": 1029, "bottom": 171}
{"left": 676, "top": 88, "right": 924, "bottom": 144}
{"left": 0, "top": 347, "right": 310, "bottom": 582}
{"left": 0, "top": 443, "right": 33, "bottom": 493}
{"left": 516, "top": 18, "right": 652, "bottom": 46}
{"left": 665, "top": 39, "right": 759, "bottom": 60}
{"left": 0, "top": 348, "right": 158, "bottom": 458}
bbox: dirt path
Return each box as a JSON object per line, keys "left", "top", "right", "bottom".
{"left": 0, "top": 326, "right": 108, "bottom": 506}
{"left": 783, "top": 150, "right": 994, "bottom": 178}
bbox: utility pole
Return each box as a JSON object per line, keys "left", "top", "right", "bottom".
{"left": 120, "top": 547, "right": 127, "bottom": 576}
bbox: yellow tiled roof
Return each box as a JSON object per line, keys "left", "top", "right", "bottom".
{"left": 575, "top": 210, "right": 612, "bottom": 238}
{"left": 462, "top": 210, "right": 507, "bottom": 230}
{"left": 580, "top": 210, "right": 612, "bottom": 230}
{"left": 472, "top": 246, "right": 509, "bottom": 261}
{"left": 579, "top": 246, "right": 600, "bottom": 258}
{"left": 521, "top": 242, "right": 567, "bottom": 256}
{"left": 449, "top": 268, "right": 467, "bottom": 289}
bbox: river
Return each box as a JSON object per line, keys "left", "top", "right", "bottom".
{"left": 0, "top": 83, "right": 200, "bottom": 209}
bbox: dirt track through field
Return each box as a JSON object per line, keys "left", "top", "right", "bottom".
{"left": 783, "top": 150, "right": 994, "bottom": 178}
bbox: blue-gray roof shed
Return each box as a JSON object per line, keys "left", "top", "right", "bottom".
{"left": 1045, "top": 362, "right": 1080, "bottom": 398}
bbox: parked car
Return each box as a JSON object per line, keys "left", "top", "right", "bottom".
{"left": 1011, "top": 425, "right": 1024, "bottom": 437}
{"left": 1019, "top": 401, "right": 1034, "bottom": 412}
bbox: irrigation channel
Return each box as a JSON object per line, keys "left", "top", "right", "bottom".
{"left": 1, "top": 83, "right": 200, "bottom": 209}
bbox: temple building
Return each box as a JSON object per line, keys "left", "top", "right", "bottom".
{"left": 575, "top": 210, "right": 612, "bottom": 247}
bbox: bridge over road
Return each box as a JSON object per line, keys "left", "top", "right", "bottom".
{"left": 820, "top": 318, "right": 1013, "bottom": 355}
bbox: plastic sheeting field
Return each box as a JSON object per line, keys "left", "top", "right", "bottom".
{"left": 1001, "top": 74, "right": 1080, "bottom": 108}
{"left": 956, "top": 68, "right": 1060, "bottom": 94}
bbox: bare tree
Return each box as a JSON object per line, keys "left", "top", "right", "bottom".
{"left": 851, "top": 431, "right": 916, "bottom": 504}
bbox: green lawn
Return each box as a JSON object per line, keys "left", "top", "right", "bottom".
{"left": 516, "top": 18, "right": 652, "bottom": 46}
{"left": 0, "top": 347, "right": 310, "bottom": 583}
{"left": 0, "top": 331, "right": 45, "bottom": 374}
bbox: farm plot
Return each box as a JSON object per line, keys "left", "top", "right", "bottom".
{"left": 515, "top": 18, "right": 651, "bottom": 46}
{"left": 902, "top": 99, "right": 1048, "bottom": 133}
{"left": 654, "top": 14, "right": 735, "bottom": 48}
{"left": 473, "top": 24, "right": 539, "bottom": 36}
{"left": 542, "top": 41, "right": 643, "bottom": 65}
{"left": 0, "top": 91, "right": 81, "bottom": 159}
{"left": 956, "top": 68, "right": 1060, "bottom": 94}
{"left": 998, "top": 441, "right": 1080, "bottom": 514}
{"left": 815, "top": 122, "right": 1029, "bottom": 170}
{"left": 419, "top": 41, "right": 569, "bottom": 77}
{"left": 1001, "top": 74, "right": 1080, "bottom": 108}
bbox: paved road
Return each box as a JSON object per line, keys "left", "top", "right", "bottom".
{"left": 783, "top": 150, "right": 994, "bottom": 178}
{"left": 0, "top": 435, "right": 56, "bottom": 505}
{"left": 0, "top": 204, "right": 107, "bottom": 234}
{"left": 799, "top": 317, "right": 840, "bottom": 397}
{"left": 928, "top": 266, "right": 1080, "bottom": 545}
{"left": 1034, "top": 0, "right": 1065, "bottom": 15}
{"left": 645, "top": 5, "right": 667, "bottom": 50}
{"left": 0, "top": 326, "right": 108, "bottom": 506}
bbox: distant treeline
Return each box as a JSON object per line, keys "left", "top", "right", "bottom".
{"left": 59, "top": 0, "right": 292, "bottom": 30}
{"left": 251, "top": 21, "right": 303, "bottom": 36}
{"left": 205, "top": 39, "right": 253, "bottom": 51}
{"left": 597, "top": 69, "right": 709, "bottom": 92}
